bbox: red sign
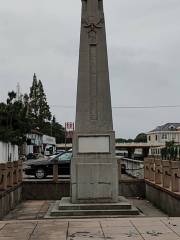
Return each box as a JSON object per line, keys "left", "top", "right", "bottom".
{"left": 65, "top": 122, "right": 75, "bottom": 131}
{"left": 65, "top": 122, "right": 74, "bottom": 139}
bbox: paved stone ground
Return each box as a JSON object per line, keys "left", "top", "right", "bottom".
{"left": 1, "top": 218, "right": 180, "bottom": 239}
{"left": 3, "top": 198, "right": 167, "bottom": 221}
{"left": 128, "top": 198, "right": 167, "bottom": 217}
{"left": 3, "top": 201, "right": 53, "bottom": 220}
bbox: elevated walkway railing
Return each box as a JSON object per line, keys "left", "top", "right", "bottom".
{"left": 144, "top": 157, "right": 180, "bottom": 193}
{"left": 0, "top": 160, "right": 23, "bottom": 191}
{"left": 121, "top": 158, "right": 144, "bottom": 179}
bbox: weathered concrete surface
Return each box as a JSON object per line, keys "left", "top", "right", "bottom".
{"left": 0, "top": 184, "right": 22, "bottom": 219}
{"left": 146, "top": 180, "right": 180, "bottom": 216}
{"left": 1, "top": 218, "right": 180, "bottom": 239}
{"left": 3, "top": 200, "right": 51, "bottom": 220}
{"left": 49, "top": 196, "right": 139, "bottom": 218}
{"left": 119, "top": 179, "right": 146, "bottom": 198}
{"left": 22, "top": 180, "right": 70, "bottom": 200}
{"left": 128, "top": 198, "right": 167, "bottom": 217}
{"left": 75, "top": 0, "right": 113, "bottom": 132}
{"left": 22, "top": 178, "right": 145, "bottom": 200}
{"left": 3, "top": 198, "right": 167, "bottom": 220}
{"left": 72, "top": 0, "right": 118, "bottom": 203}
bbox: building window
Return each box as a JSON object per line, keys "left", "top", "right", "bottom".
{"left": 162, "top": 134, "right": 167, "bottom": 140}
{"left": 149, "top": 136, "right": 151, "bottom": 141}
{"left": 155, "top": 135, "right": 158, "bottom": 141}
{"left": 172, "top": 133, "right": 176, "bottom": 140}
{"left": 169, "top": 125, "right": 175, "bottom": 130}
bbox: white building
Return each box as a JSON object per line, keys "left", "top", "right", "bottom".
{"left": 25, "top": 130, "right": 43, "bottom": 156}
{"left": 147, "top": 123, "right": 180, "bottom": 156}
{"left": 42, "top": 135, "right": 56, "bottom": 156}
{"left": 0, "top": 142, "right": 18, "bottom": 163}
{"left": 24, "top": 130, "right": 56, "bottom": 157}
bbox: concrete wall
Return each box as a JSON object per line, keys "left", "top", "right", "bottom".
{"left": 22, "top": 181, "right": 70, "bottom": 200}
{"left": 146, "top": 181, "right": 180, "bottom": 217}
{"left": 119, "top": 179, "right": 145, "bottom": 198}
{"left": 0, "top": 184, "right": 22, "bottom": 219}
{"left": 121, "top": 158, "right": 144, "bottom": 179}
{"left": 0, "top": 142, "right": 18, "bottom": 163}
{"left": 22, "top": 179, "right": 145, "bottom": 200}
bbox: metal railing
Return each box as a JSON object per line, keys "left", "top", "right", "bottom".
{"left": 121, "top": 158, "right": 144, "bottom": 179}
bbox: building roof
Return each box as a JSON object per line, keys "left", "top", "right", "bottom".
{"left": 31, "top": 129, "right": 43, "bottom": 135}
{"left": 149, "top": 123, "right": 180, "bottom": 133}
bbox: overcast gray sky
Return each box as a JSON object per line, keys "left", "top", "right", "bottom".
{"left": 0, "top": 0, "right": 180, "bottom": 139}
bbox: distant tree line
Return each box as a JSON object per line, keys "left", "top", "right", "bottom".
{"left": 0, "top": 74, "right": 65, "bottom": 145}
{"left": 116, "top": 133, "right": 147, "bottom": 143}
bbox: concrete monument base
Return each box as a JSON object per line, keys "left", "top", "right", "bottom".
{"left": 71, "top": 152, "right": 119, "bottom": 204}
{"left": 48, "top": 197, "right": 139, "bottom": 218}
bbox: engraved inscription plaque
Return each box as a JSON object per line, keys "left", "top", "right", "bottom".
{"left": 78, "top": 136, "right": 110, "bottom": 153}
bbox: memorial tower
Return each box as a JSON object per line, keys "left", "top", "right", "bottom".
{"left": 71, "top": 0, "right": 118, "bottom": 203}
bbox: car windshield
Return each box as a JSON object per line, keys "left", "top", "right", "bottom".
{"left": 54, "top": 152, "right": 72, "bottom": 161}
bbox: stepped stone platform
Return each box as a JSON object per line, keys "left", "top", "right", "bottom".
{"left": 46, "top": 196, "right": 139, "bottom": 218}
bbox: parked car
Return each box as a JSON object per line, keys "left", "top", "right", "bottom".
{"left": 48, "top": 150, "right": 65, "bottom": 159}
{"left": 24, "top": 151, "right": 127, "bottom": 179}
{"left": 24, "top": 151, "right": 72, "bottom": 179}
{"left": 26, "top": 153, "right": 37, "bottom": 160}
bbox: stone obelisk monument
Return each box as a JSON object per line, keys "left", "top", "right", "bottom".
{"left": 49, "top": 0, "right": 139, "bottom": 217}
{"left": 71, "top": 0, "right": 118, "bottom": 203}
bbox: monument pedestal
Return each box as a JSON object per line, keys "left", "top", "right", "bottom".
{"left": 71, "top": 132, "right": 118, "bottom": 203}
{"left": 71, "top": 156, "right": 118, "bottom": 203}
{"left": 49, "top": 197, "right": 139, "bottom": 218}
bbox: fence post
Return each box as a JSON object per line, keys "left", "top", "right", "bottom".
{"left": 149, "top": 158, "right": 155, "bottom": 182}
{"left": 171, "top": 161, "right": 180, "bottom": 192}
{"left": 53, "top": 159, "right": 59, "bottom": 183}
{"left": 13, "top": 161, "right": 19, "bottom": 185}
{"left": 18, "top": 160, "right": 23, "bottom": 183}
{"left": 7, "top": 162, "right": 13, "bottom": 187}
{"left": 0, "top": 163, "right": 7, "bottom": 191}
{"left": 144, "top": 158, "right": 150, "bottom": 180}
{"left": 117, "top": 158, "right": 121, "bottom": 181}
{"left": 162, "top": 160, "right": 171, "bottom": 189}
{"left": 155, "top": 159, "right": 162, "bottom": 185}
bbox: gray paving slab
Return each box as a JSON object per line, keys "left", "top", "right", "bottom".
{"left": 128, "top": 198, "right": 167, "bottom": 217}
{"left": 161, "top": 218, "right": 180, "bottom": 236}
{"left": 0, "top": 223, "right": 6, "bottom": 230}
{"left": 0, "top": 218, "right": 180, "bottom": 240}
{"left": 141, "top": 232, "right": 180, "bottom": 240}
{"left": 3, "top": 200, "right": 52, "bottom": 220}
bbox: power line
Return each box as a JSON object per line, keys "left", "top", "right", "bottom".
{"left": 51, "top": 105, "right": 74, "bottom": 109}
{"left": 113, "top": 105, "right": 180, "bottom": 109}
{"left": 50, "top": 104, "right": 180, "bottom": 109}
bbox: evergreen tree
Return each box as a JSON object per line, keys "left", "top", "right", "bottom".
{"left": 29, "top": 73, "right": 39, "bottom": 119}
{"left": 29, "top": 74, "right": 51, "bottom": 128}
{"left": 0, "top": 74, "right": 64, "bottom": 145}
{"left": 134, "top": 133, "right": 147, "bottom": 143}
{"left": 51, "top": 117, "right": 65, "bottom": 143}
{"left": 38, "top": 79, "right": 51, "bottom": 125}
{"left": 40, "top": 115, "right": 65, "bottom": 143}
{"left": 7, "top": 91, "right": 16, "bottom": 104}
{"left": 0, "top": 91, "right": 31, "bottom": 145}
